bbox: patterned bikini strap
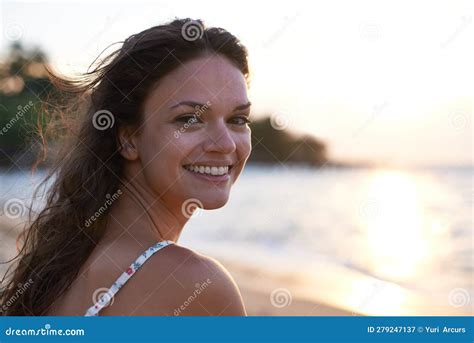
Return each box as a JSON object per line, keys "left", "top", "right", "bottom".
{"left": 84, "top": 240, "right": 174, "bottom": 316}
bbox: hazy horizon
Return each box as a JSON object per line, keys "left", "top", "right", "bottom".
{"left": 1, "top": 0, "right": 471, "bottom": 167}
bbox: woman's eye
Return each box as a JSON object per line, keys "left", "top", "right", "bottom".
{"left": 175, "top": 115, "right": 203, "bottom": 124}
{"left": 230, "top": 116, "right": 251, "bottom": 126}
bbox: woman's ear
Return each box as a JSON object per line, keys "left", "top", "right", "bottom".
{"left": 117, "top": 126, "right": 139, "bottom": 161}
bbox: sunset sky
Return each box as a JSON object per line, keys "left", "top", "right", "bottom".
{"left": 1, "top": 0, "right": 472, "bottom": 166}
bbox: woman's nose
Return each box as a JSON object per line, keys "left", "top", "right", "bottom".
{"left": 203, "top": 122, "right": 236, "bottom": 154}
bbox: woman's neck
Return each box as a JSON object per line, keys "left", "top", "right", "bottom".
{"left": 104, "top": 178, "right": 188, "bottom": 246}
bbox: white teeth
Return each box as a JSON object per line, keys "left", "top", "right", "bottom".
{"left": 184, "top": 164, "right": 230, "bottom": 176}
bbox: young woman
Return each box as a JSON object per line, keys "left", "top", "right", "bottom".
{"left": 0, "top": 18, "right": 252, "bottom": 315}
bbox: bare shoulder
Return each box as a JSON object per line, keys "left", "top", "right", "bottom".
{"left": 102, "top": 243, "right": 246, "bottom": 316}
{"left": 165, "top": 244, "right": 246, "bottom": 315}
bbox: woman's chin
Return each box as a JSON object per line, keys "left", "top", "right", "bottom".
{"left": 202, "top": 202, "right": 227, "bottom": 210}
{"left": 198, "top": 194, "right": 230, "bottom": 210}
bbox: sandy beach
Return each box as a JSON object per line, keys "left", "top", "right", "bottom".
{"left": 0, "top": 216, "right": 352, "bottom": 316}
{"left": 215, "top": 255, "right": 471, "bottom": 317}
{"left": 1, "top": 214, "right": 470, "bottom": 316}
{"left": 221, "top": 259, "right": 354, "bottom": 316}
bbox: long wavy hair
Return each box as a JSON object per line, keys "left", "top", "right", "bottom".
{"left": 0, "top": 18, "right": 249, "bottom": 315}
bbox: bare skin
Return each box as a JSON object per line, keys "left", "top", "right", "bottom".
{"left": 47, "top": 53, "right": 252, "bottom": 316}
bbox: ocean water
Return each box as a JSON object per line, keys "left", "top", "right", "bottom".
{"left": 1, "top": 165, "right": 472, "bottom": 315}
{"left": 181, "top": 165, "right": 473, "bottom": 315}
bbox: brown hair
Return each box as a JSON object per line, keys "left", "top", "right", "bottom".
{"left": 0, "top": 18, "right": 249, "bottom": 315}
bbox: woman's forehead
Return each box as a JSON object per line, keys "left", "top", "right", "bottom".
{"left": 143, "top": 55, "right": 248, "bottom": 115}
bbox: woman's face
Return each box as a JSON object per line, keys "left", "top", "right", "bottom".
{"left": 134, "top": 54, "right": 251, "bottom": 212}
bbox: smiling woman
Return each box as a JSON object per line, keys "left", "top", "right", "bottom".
{"left": 0, "top": 18, "right": 251, "bottom": 316}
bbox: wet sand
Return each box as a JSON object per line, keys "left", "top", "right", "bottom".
{"left": 0, "top": 217, "right": 352, "bottom": 316}
{"left": 2, "top": 217, "right": 468, "bottom": 316}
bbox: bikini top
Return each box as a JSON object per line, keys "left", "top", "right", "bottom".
{"left": 84, "top": 240, "right": 174, "bottom": 316}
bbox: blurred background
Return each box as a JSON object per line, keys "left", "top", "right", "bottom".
{"left": 0, "top": 0, "right": 472, "bottom": 316}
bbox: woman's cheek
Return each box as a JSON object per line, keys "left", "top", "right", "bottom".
{"left": 232, "top": 132, "right": 252, "bottom": 181}
{"left": 175, "top": 132, "right": 201, "bottom": 154}
{"left": 238, "top": 129, "right": 252, "bottom": 161}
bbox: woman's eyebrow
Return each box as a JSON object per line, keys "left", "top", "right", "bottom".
{"left": 169, "top": 100, "right": 252, "bottom": 111}
{"left": 169, "top": 101, "right": 205, "bottom": 109}
{"left": 234, "top": 102, "right": 252, "bottom": 111}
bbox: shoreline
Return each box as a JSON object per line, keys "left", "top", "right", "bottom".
{"left": 1, "top": 217, "right": 471, "bottom": 316}
{"left": 0, "top": 218, "right": 354, "bottom": 316}
{"left": 216, "top": 255, "right": 471, "bottom": 317}
{"left": 220, "top": 258, "right": 355, "bottom": 316}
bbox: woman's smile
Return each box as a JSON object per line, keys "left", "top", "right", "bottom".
{"left": 183, "top": 163, "right": 234, "bottom": 183}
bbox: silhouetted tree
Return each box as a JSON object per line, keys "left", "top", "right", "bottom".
{"left": 0, "top": 42, "right": 53, "bottom": 167}
{"left": 249, "top": 117, "right": 327, "bottom": 166}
